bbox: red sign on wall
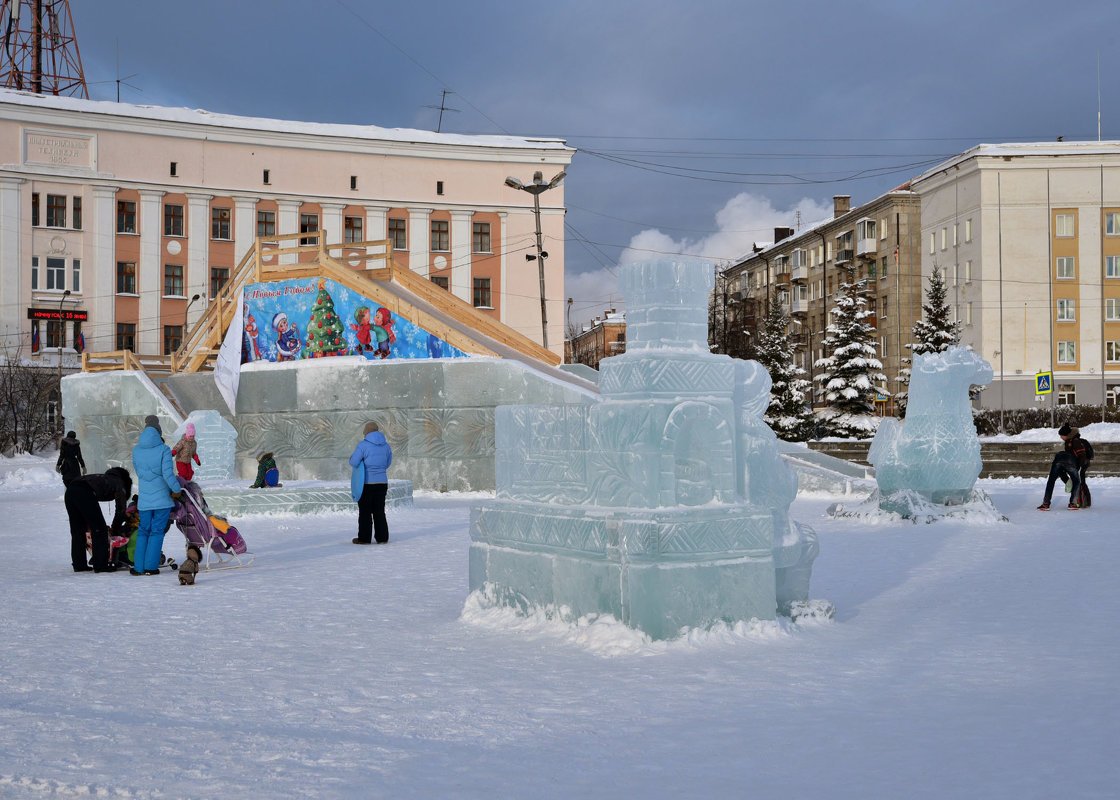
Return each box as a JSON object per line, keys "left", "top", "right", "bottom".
{"left": 27, "top": 308, "right": 88, "bottom": 321}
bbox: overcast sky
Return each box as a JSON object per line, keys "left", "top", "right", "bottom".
{"left": 70, "top": 0, "right": 1120, "bottom": 327}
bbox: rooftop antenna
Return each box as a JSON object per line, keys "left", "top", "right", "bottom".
{"left": 0, "top": 0, "right": 88, "bottom": 97}
{"left": 424, "top": 89, "right": 459, "bottom": 133}
{"left": 1098, "top": 51, "right": 1102, "bottom": 142}
{"left": 114, "top": 38, "right": 139, "bottom": 102}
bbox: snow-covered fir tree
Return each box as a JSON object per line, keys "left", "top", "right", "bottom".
{"left": 755, "top": 295, "right": 813, "bottom": 440}
{"left": 814, "top": 266, "right": 886, "bottom": 438}
{"left": 895, "top": 265, "right": 963, "bottom": 411}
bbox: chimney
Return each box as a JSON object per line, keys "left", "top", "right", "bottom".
{"left": 833, "top": 195, "right": 851, "bottom": 218}
{"left": 773, "top": 226, "right": 795, "bottom": 243}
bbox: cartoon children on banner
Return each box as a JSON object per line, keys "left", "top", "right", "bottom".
{"left": 242, "top": 303, "right": 266, "bottom": 363}
{"left": 273, "top": 312, "right": 303, "bottom": 361}
{"left": 351, "top": 305, "right": 396, "bottom": 359}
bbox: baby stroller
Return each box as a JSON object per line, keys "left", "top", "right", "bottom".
{"left": 169, "top": 477, "right": 253, "bottom": 571}
{"left": 86, "top": 496, "right": 177, "bottom": 571}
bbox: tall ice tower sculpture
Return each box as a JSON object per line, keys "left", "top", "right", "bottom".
{"left": 469, "top": 257, "right": 819, "bottom": 639}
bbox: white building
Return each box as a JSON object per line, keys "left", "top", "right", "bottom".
{"left": 0, "top": 88, "right": 574, "bottom": 366}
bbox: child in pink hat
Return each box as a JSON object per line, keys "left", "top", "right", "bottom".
{"left": 171, "top": 422, "right": 201, "bottom": 481}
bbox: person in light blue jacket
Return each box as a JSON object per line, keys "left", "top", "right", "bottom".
{"left": 130, "top": 415, "right": 182, "bottom": 575}
{"left": 348, "top": 421, "right": 393, "bottom": 545}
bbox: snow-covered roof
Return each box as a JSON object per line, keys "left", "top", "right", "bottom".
{"left": 0, "top": 88, "right": 569, "bottom": 152}
{"left": 912, "top": 140, "right": 1120, "bottom": 185}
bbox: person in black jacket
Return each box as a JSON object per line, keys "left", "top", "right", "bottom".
{"left": 56, "top": 430, "right": 86, "bottom": 487}
{"left": 64, "top": 467, "right": 132, "bottom": 572}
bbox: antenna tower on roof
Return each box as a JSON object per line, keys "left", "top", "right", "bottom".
{"left": 0, "top": 0, "right": 87, "bottom": 97}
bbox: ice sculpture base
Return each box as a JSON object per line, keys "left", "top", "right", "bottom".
{"left": 202, "top": 479, "right": 413, "bottom": 517}
{"left": 470, "top": 500, "right": 779, "bottom": 640}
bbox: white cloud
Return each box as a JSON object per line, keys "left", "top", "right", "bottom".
{"left": 566, "top": 193, "right": 834, "bottom": 328}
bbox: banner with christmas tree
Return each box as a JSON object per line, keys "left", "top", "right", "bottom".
{"left": 240, "top": 277, "right": 469, "bottom": 363}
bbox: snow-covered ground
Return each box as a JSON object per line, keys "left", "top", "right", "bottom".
{"left": 1, "top": 452, "right": 1117, "bottom": 799}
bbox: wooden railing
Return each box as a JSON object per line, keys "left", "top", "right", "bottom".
{"left": 86, "top": 230, "right": 559, "bottom": 373}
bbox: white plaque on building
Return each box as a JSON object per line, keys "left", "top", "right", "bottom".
{"left": 23, "top": 128, "right": 96, "bottom": 170}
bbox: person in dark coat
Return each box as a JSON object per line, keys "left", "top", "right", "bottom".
{"left": 64, "top": 466, "right": 132, "bottom": 572}
{"left": 1060, "top": 423, "right": 1092, "bottom": 507}
{"left": 348, "top": 421, "right": 393, "bottom": 544}
{"left": 1038, "top": 423, "right": 1088, "bottom": 510}
{"left": 56, "top": 430, "right": 86, "bottom": 487}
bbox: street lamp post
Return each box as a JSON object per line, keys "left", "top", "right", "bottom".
{"left": 57, "top": 288, "right": 70, "bottom": 433}
{"left": 505, "top": 170, "right": 566, "bottom": 351}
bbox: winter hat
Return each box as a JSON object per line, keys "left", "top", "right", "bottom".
{"left": 273, "top": 312, "right": 288, "bottom": 330}
{"left": 185, "top": 422, "right": 196, "bottom": 437}
{"left": 1058, "top": 423, "right": 1072, "bottom": 437}
{"left": 144, "top": 414, "right": 162, "bottom": 434}
{"left": 66, "top": 430, "right": 76, "bottom": 439}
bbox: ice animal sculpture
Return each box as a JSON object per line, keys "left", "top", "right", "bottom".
{"left": 469, "top": 257, "right": 820, "bottom": 640}
{"left": 868, "top": 345, "right": 993, "bottom": 514}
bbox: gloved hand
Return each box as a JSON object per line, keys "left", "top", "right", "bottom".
{"left": 193, "top": 454, "right": 201, "bottom": 465}
{"left": 171, "top": 491, "right": 183, "bottom": 502}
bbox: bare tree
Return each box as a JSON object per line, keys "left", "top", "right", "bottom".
{"left": 0, "top": 342, "right": 62, "bottom": 454}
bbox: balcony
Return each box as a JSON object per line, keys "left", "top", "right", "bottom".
{"left": 791, "top": 296, "right": 808, "bottom": 315}
{"left": 857, "top": 237, "right": 877, "bottom": 257}
{"left": 835, "top": 248, "right": 854, "bottom": 265}
{"left": 791, "top": 263, "right": 808, "bottom": 282}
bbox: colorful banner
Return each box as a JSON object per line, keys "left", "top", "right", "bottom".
{"left": 240, "top": 277, "right": 467, "bottom": 363}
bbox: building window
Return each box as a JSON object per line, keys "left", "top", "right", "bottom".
{"left": 1107, "top": 342, "right": 1120, "bottom": 363}
{"left": 350, "top": 175, "right": 357, "bottom": 190}
{"left": 299, "top": 213, "right": 318, "bottom": 245}
{"left": 46, "top": 319, "right": 64, "bottom": 349}
{"left": 1056, "top": 256, "right": 1076, "bottom": 279}
{"left": 952, "top": 224, "right": 958, "bottom": 247}
{"left": 344, "top": 215, "right": 363, "bottom": 244}
{"left": 1057, "top": 383, "right": 1076, "bottom": 405}
{"left": 257, "top": 210, "right": 276, "bottom": 238}
{"left": 117, "top": 200, "right": 137, "bottom": 233}
{"left": 116, "top": 261, "right": 137, "bottom": 294}
{"left": 1107, "top": 212, "right": 1119, "bottom": 236}
{"left": 965, "top": 302, "right": 974, "bottom": 325}
{"left": 472, "top": 277, "right": 492, "bottom": 308}
{"left": 965, "top": 219, "right": 973, "bottom": 242}
{"left": 72, "top": 197, "right": 82, "bottom": 230}
{"left": 472, "top": 222, "right": 491, "bottom": 253}
{"left": 965, "top": 260, "right": 973, "bottom": 282}
{"left": 1108, "top": 255, "right": 1120, "bottom": 278}
{"left": 164, "top": 263, "right": 184, "bottom": 296}
{"left": 164, "top": 204, "right": 184, "bottom": 236}
{"left": 1057, "top": 298, "right": 1076, "bottom": 321}
{"left": 72, "top": 259, "right": 80, "bottom": 294}
{"left": 30, "top": 256, "right": 38, "bottom": 290}
{"left": 436, "top": 180, "right": 444, "bottom": 195}
{"left": 1108, "top": 299, "right": 1120, "bottom": 321}
{"left": 163, "top": 325, "right": 183, "bottom": 355}
{"left": 116, "top": 323, "right": 136, "bottom": 352}
{"left": 879, "top": 218, "right": 887, "bottom": 240}
{"left": 262, "top": 169, "right": 270, "bottom": 185}
{"left": 881, "top": 257, "right": 888, "bottom": 278}
{"left": 170, "top": 161, "right": 177, "bottom": 177}
{"left": 431, "top": 275, "right": 449, "bottom": 290}
{"left": 388, "top": 218, "right": 406, "bottom": 250}
{"left": 210, "top": 267, "right": 230, "bottom": 300}
{"left": 212, "top": 207, "right": 232, "bottom": 240}
{"left": 940, "top": 227, "right": 947, "bottom": 250}
{"left": 1057, "top": 341, "right": 1076, "bottom": 364}
{"left": 31, "top": 193, "right": 39, "bottom": 226}
{"left": 73, "top": 321, "right": 82, "bottom": 352}
{"left": 929, "top": 232, "right": 935, "bottom": 255}
{"left": 430, "top": 220, "right": 450, "bottom": 252}
{"left": 46, "top": 257, "right": 65, "bottom": 291}
{"left": 1055, "top": 213, "right": 1075, "bottom": 237}
{"left": 46, "top": 194, "right": 66, "bottom": 228}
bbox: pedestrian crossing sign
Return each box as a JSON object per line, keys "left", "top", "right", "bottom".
{"left": 1035, "top": 372, "right": 1053, "bottom": 395}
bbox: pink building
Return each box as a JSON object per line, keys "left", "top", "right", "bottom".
{"left": 0, "top": 89, "right": 573, "bottom": 363}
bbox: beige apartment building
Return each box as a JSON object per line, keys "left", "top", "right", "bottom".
{"left": 568, "top": 308, "right": 626, "bottom": 369}
{"left": 0, "top": 88, "right": 574, "bottom": 367}
{"left": 722, "top": 188, "right": 923, "bottom": 413}
{"left": 913, "top": 142, "right": 1120, "bottom": 411}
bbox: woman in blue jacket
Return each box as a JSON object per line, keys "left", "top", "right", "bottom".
{"left": 130, "top": 415, "right": 182, "bottom": 575}
{"left": 348, "top": 421, "right": 393, "bottom": 545}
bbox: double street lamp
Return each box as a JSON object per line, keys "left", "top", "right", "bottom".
{"left": 505, "top": 169, "right": 566, "bottom": 350}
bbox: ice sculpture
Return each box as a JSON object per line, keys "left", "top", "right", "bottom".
{"left": 469, "top": 257, "right": 820, "bottom": 640}
{"left": 867, "top": 345, "right": 993, "bottom": 515}
{"left": 171, "top": 410, "right": 238, "bottom": 482}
